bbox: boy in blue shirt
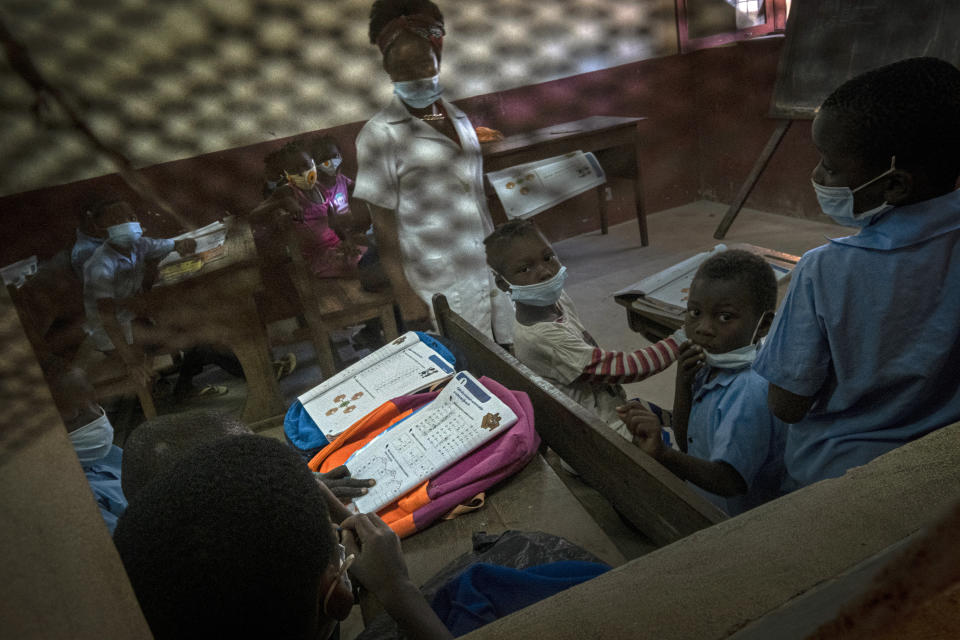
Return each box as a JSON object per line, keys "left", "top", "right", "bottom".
{"left": 754, "top": 57, "right": 960, "bottom": 490}
{"left": 623, "top": 250, "right": 786, "bottom": 515}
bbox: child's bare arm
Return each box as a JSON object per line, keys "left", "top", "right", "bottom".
{"left": 767, "top": 383, "right": 815, "bottom": 423}
{"left": 576, "top": 334, "right": 682, "bottom": 385}
{"left": 342, "top": 514, "right": 453, "bottom": 640}
{"left": 620, "top": 394, "right": 746, "bottom": 497}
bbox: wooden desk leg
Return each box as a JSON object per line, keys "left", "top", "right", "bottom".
{"left": 379, "top": 304, "right": 399, "bottom": 341}
{"left": 596, "top": 184, "right": 609, "bottom": 235}
{"left": 228, "top": 299, "right": 286, "bottom": 423}
{"left": 632, "top": 131, "right": 649, "bottom": 246}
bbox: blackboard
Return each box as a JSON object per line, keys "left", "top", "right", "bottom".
{"left": 771, "top": 1, "right": 960, "bottom": 119}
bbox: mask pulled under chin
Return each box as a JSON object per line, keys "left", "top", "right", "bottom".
{"left": 68, "top": 407, "right": 114, "bottom": 464}
{"left": 506, "top": 266, "right": 568, "bottom": 307}
{"left": 703, "top": 342, "right": 758, "bottom": 369}
{"left": 394, "top": 75, "right": 443, "bottom": 109}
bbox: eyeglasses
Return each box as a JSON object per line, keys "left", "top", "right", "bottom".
{"left": 322, "top": 543, "right": 356, "bottom": 621}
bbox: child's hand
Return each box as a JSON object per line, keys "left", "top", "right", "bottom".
{"left": 617, "top": 402, "right": 664, "bottom": 458}
{"left": 341, "top": 513, "right": 411, "bottom": 595}
{"left": 314, "top": 465, "right": 375, "bottom": 502}
{"left": 173, "top": 238, "right": 196, "bottom": 256}
{"left": 676, "top": 341, "right": 704, "bottom": 388}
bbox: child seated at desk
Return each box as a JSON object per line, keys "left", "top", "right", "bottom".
{"left": 623, "top": 250, "right": 787, "bottom": 516}
{"left": 81, "top": 200, "right": 243, "bottom": 399}
{"left": 114, "top": 435, "right": 452, "bottom": 640}
{"left": 753, "top": 57, "right": 960, "bottom": 490}
{"left": 260, "top": 135, "right": 368, "bottom": 278}
{"left": 483, "top": 220, "right": 681, "bottom": 444}
{"left": 81, "top": 199, "right": 195, "bottom": 353}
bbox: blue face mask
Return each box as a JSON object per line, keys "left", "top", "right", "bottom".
{"left": 68, "top": 406, "right": 114, "bottom": 464}
{"left": 107, "top": 221, "right": 143, "bottom": 248}
{"left": 812, "top": 156, "right": 897, "bottom": 227}
{"left": 394, "top": 74, "right": 443, "bottom": 109}
{"left": 504, "top": 266, "right": 568, "bottom": 307}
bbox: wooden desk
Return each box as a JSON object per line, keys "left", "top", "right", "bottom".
{"left": 482, "top": 116, "right": 648, "bottom": 245}
{"left": 401, "top": 455, "right": 626, "bottom": 588}
{"left": 141, "top": 218, "right": 285, "bottom": 422}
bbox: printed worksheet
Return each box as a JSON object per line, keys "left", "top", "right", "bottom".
{"left": 299, "top": 332, "right": 455, "bottom": 439}
{"left": 347, "top": 371, "right": 517, "bottom": 514}
{"left": 487, "top": 150, "right": 606, "bottom": 219}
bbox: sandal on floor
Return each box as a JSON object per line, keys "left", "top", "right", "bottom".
{"left": 196, "top": 384, "right": 229, "bottom": 397}
{"left": 273, "top": 352, "right": 297, "bottom": 380}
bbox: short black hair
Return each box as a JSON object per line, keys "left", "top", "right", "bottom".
{"left": 368, "top": 0, "right": 443, "bottom": 45}
{"left": 121, "top": 409, "right": 251, "bottom": 501}
{"left": 113, "top": 436, "right": 337, "bottom": 640}
{"left": 483, "top": 219, "right": 542, "bottom": 272}
{"left": 264, "top": 139, "right": 309, "bottom": 180}
{"left": 307, "top": 134, "right": 342, "bottom": 161}
{"left": 694, "top": 249, "right": 777, "bottom": 316}
{"left": 821, "top": 57, "right": 960, "bottom": 190}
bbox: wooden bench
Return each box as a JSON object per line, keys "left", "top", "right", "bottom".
{"left": 278, "top": 217, "right": 398, "bottom": 379}
{"left": 432, "top": 293, "right": 726, "bottom": 546}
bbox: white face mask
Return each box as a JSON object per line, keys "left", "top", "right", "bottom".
{"left": 503, "top": 266, "right": 568, "bottom": 307}
{"left": 319, "top": 156, "right": 342, "bottom": 176}
{"left": 107, "top": 221, "right": 143, "bottom": 248}
{"left": 701, "top": 313, "right": 770, "bottom": 370}
{"left": 812, "top": 156, "right": 897, "bottom": 228}
{"left": 67, "top": 407, "right": 114, "bottom": 464}
{"left": 393, "top": 74, "right": 443, "bottom": 109}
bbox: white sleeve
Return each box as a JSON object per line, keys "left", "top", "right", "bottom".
{"left": 352, "top": 120, "right": 399, "bottom": 211}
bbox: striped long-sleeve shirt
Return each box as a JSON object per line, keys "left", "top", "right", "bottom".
{"left": 578, "top": 334, "right": 681, "bottom": 384}
{"left": 513, "top": 292, "right": 683, "bottom": 437}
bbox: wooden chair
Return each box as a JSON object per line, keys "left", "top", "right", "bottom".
{"left": 94, "top": 298, "right": 158, "bottom": 419}
{"left": 279, "top": 217, "right": 398, "bottom": 379}
{"left": 7, "top": 253, "right": 157, "bottom": 418}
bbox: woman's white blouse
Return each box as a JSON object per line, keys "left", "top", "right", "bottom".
{"left": 354, "top": 95, "right": 513, "bottom": 342}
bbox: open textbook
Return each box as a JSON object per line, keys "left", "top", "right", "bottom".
{"left": 347, "top": 371, "right": 517, "bottom": 514}
{"left": 157, "top": 221, "right": 229, "bottom": 282}
{"left": 486, "top": 150, "right": 606, "bottom": 219}
{"left": 299, "top": 332, "right": 456, "bottom": 440}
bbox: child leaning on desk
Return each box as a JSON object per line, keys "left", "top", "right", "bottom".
{"left": 753, "top": 57, "right": 960, "bottom": 491}
{"left": 483, "top": 220, "right": 682, "bottom": 449}
{"left": 622, "top": 250, "right": 787, "bottom": 516}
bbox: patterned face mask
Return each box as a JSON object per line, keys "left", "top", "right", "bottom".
{"left": 284, "top": 159, "right": 318, "bottom": 190}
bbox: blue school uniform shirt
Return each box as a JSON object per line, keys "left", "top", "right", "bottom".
{"left": 81, "top": 444, "right": 127, "bottom": 535}
{"left": 687, "top": 366, "right": 787, "bottom": 516}
{"left": 754, "top": 190, "right": 960, "bottom": 490}
{"left": 70, "top": 230, "right": 104, "bottom": 278}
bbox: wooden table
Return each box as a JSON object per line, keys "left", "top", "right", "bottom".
{"left": 401, "top": 454, "right": 626, "bottom": 587}
{"left": 482, "top": 116, "right": 648, "bottom": 245}
{"left": 142, "top": 218, "right": 285, "bottom": 422}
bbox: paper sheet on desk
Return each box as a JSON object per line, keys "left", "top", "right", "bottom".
{"left": 299, "top": 332, "right": 456, "bottom": 440}
{"left": 486, "top": 150, "right": 606, "bottom": 219}
{"left": 347, "top": 371, "right": 517, "bottom": 514}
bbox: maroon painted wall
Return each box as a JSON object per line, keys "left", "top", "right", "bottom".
{"left": 0, "top": 36, "right": 827, "bottom": 268}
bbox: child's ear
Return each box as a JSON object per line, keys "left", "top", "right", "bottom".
{"left": 755, "top": 311, "right": 775, "bottom": 343}
{"left": 882, "top": 170, "right": 914, "bottom": 205}
{"left": 492, "top": 272, "right": 511, "bottom": 293}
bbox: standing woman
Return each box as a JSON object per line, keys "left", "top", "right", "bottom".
{"left": 353, "top": 0, "right": 513, "bottom": 342}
